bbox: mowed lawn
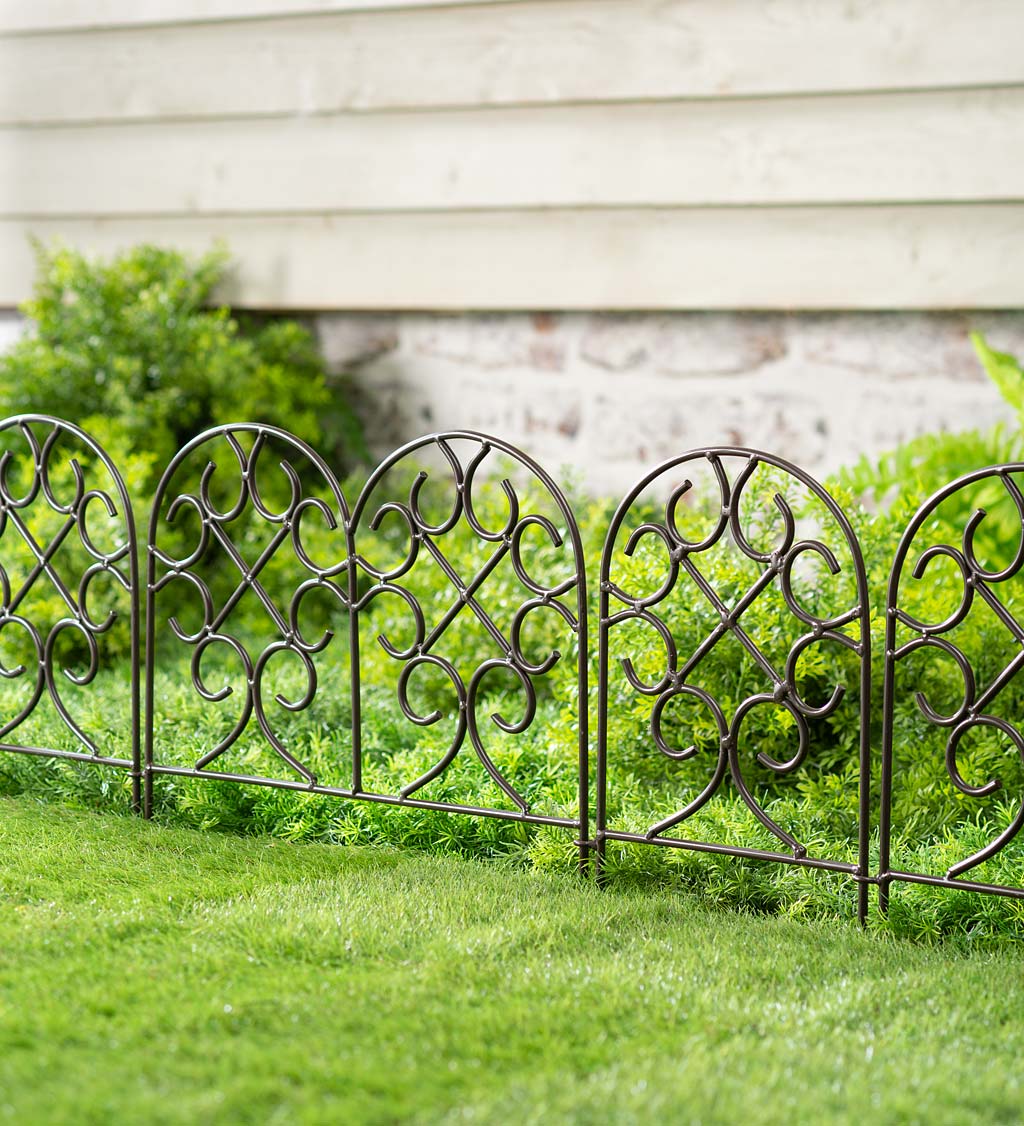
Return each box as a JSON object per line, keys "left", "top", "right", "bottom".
{"left": 1, "top": 797, "right": 1022, "bottom": 1125}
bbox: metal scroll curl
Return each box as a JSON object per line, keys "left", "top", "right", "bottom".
{"left": 597, "top": 448, "right": 871, "bottom": 911}
{"left": 881, "top": 464, "right": 1024, "bottom": 899}
{"left": 0, "top": 415, "right": 139, "bottom": 788}
{"left": 144, "top": 425, "right": 351, "bottom": 801}
{"left": 348, "top": 432, "right": 587, "bottom": 829}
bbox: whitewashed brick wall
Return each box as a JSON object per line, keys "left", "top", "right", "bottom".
{"left": 4, "top": 308, "right": 1023, "bottom": 496}
{"left": 318, "top": 312, "right": 1024, "bottom": 496}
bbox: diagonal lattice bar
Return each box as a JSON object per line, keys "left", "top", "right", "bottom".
{"left": 418, "top": 534, "right": 513, "bottom": 658}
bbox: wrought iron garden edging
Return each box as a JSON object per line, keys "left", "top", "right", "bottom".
{"left": 880, "top": 463, "right": 1024, "bottom": 909}
{"left": 595, "top": 448, "right": 873, "bottom": 923}
{"left": 143, "top": 424, "right": 589, "bottom": 865}
{"left": 0, "top": 415, "right": 141, "bottom": 802}
{"left": 4, "top": 412, "right": 1024, "bottom": 923}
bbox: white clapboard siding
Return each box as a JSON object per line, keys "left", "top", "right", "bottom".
{"left": 1, "top": 1, "right": 1022, "bottom": 309}
{"left": 0, "top": 0, "right": 502, "bottom": 34}
{"left": 4, "top": 1, "right": 1024, "bottom": 123}
{"left": 5, "top": 88, "right": 1022, "bottom": 217}
{"left": 2, "top": 206, "right": 1022, "bottom": 310}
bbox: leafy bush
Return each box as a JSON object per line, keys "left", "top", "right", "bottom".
{"left": 0, "top": 241, "right": 369, "bottom": 660}
{"left": 0, "top": 241, "right": 368, "bottom": 489}
{"left": 974, "top": 331, "right": 1024, "bottom": 427}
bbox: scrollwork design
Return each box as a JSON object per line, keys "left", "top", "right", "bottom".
{"left": 883, "top": 466, "right": 1024, "bottom": 884}
{"left": 349, "top": 433, "right": 586, "bottom": 814}
{"left": 599, "top": 449, "right": 870, "bottom": 857}
{"left": 145, "top": 425, "right": 351, "bottom": 785}
{"left": 0, "top": 416, "right": 138, "bottom": 760}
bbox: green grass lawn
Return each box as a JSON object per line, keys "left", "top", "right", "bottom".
{"left": 1, "top": 795, "right": 1023, "bottom": 1125}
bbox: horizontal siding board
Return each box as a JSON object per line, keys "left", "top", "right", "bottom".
{"left": 5, "top": 89, "right": 1024, "bottom": 217}
{"left": 4, "top": 1, "right": 1024, "bottom": 122}
{"left": 1, "top": 206, "right": 1022, "bottom": 310}
{"left": 0, "top": 0, "right": 504, "bottom": 35}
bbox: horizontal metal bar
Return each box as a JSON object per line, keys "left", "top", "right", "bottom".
{"left": 351, "top": 788, "right": 579, "bottom": 828}
{"left": 599, "top": 829, "right": 859, "bottom": 874}
{"left": 147, "top": 764, "right": 579, "bottom": 828}
{"left": 884, "top": 869, "right": 1024, "bottom": 900}
{"left": 0, "top": 742, "right": 134, "bottom": 769}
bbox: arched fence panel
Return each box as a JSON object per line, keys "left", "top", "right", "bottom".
{"left": 141, "top": 425, "right": 588, "bottom": 866}
{"left": 348, "top": 432, "right": 589, "bottom": 868}
{"left": 144, "top": 424, "right": 354, "bottom": 808}
{"left": 596, "top": 448, "right": 872, "bottom": 920}
{"left": 0, "top": 415, "right": 140, "bottom": 804}
{"left": 881, "top": 463, "right": 1024, "bottom": 909}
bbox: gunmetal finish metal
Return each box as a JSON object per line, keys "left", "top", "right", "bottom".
{"left": 880, "top": 463, "right": 1024, "bottom": 910}
{"left": 143, "top": 426, "right": 588, "bottom": 864}
{"left": 5, "top": 410, "right": 1024, "bottom": 919}
{"left": 596, "top": 449, "right": 872, "bottom": 921}
{"left": 0, "top": 415, "right": 140, "bottom": 806}
{"left": 348, "top": 432, "right": 589, "bottom": 869}
{"left": 144, "top": 423, "right": 354, "bottom": 811}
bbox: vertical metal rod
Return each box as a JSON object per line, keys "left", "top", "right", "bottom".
{"left": 349, "top": 557, "right": 362, "bottom": 795}
{"left": 143, "top": 531, "right": 156, "bottom": 819}
{"left": 852, "top": 566, "right": 873, "bottom": 925}
{"left": 128, "top": 516, "right": 142, "bottom": 817}
{"left": 856, "top": 625, "right": 872, "bottom": 925}
{"left": 878, "top": 605, "right": 897, "bottom": 915}
{"left": 574, "top": 530, "right": 590, "bottom": 877}
{"left": 594, "top": 595, "right": 609, "bottom": 884}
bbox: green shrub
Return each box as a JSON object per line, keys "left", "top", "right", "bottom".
{"left": 0, "top": 240, "right": 369, "bottom": 489}
{"left": 974, "top": 331, "right": 1024, "bottom": 427}
{"left": 0, "top": 241, "right": 369, "bottom": 661}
